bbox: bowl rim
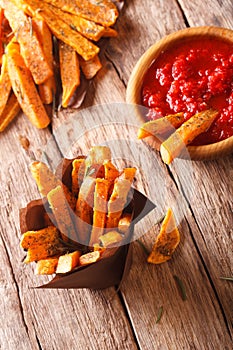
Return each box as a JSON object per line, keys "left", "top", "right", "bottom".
{"left": 126, "top": 26, "right": 233, "bottom": 160}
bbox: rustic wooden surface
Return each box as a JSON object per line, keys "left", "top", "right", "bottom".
{"left": 0, "top": 0, "right": 232, "bottom": 349}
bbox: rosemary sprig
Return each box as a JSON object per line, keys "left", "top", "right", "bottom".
{"left": 173, "top": 275, "right": 187, "bottom": 301}
{"left": 156, "top": 306, "right": 163, "bottom": 324}
{"left": 220, "top": 276, "right": 233, "bottom": 282}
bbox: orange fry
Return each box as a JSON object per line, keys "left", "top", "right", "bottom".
{"left": 59, "top": 41, "right": 80, "bottom": 108}
{"left": 42, "top": 0, "right": 119, "bottom": 27}
{"left": 32, "top": 18, "right": 56, "bottom": 104}
{"left": 2, "top": 0, "right": 53, "bottom": 84}
{"left": 0, "top": 54, "right": 12, "bottom": 116}
{"left": 6, "top": 42, "right": 50, "bottom": 129}
{"left": 79, "top": 55, "right": 102, "bottom": 80}
{"left": 0, "top": 93, "right": 20, "bottom": 132}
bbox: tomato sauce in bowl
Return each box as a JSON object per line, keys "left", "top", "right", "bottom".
{"left": 142, "top": 37, "right": 233, "bottom": 145}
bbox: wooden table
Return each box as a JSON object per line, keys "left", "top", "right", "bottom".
{"left": 1, "top": 0, "right": 232, "bottom": 349}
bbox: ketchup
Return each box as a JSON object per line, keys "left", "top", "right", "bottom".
{"left": 142, "top": 37, "right": 233, "bottom": 145}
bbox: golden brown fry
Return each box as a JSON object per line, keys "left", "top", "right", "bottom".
{"left": 118, "top": 167, "right": 136, "bottom": 182}
{"left": 2, "top": 0, "right": 53, "bottom": 84}
{"left": 137, "top": 112, "right": 185, "bottom": 139}
{"left": 41, "top": 4, "right": 106, "bottom": 41}
{"left": 0, "top": 92, "right": 20, "bottom": 132}
{"left": 0, "top": 8, "right": 4, "bottom": 65}
{"left": 160, "top": 109, "right": 218, "bottom": 164}
{"left": 42, "top": 0, "right": 118, "bottom": 27}
{"left": 35, "top": 256, "right": 59, "bottom": 274}
{"left": 79, "top": 55, "right": 102, "bottom": 80}
{"left": 71, "top": 158, "right": 85, "bottom": 197}
{"left": 118, "top": 213, "right": 132, "bottom": 234}
{"left": 99, "top": 230, "right": 123, "bottom": 247}
{"left": 59, "top": 41, "right": 80, "bottom": 108}
{"left": 30, "top": 161, "right": 76, "bottom": 210}
{"left": 6, "top": 43, "right": 50, "bottom": 129}
{"left": 47, "top": 185, "right": 78, "bottom": 243}
{"left": 0, "top": 54, "right": 12, "bottom": 116}
{"left": 89, "top": 178, "right": 110, "bottom": 246}
{"left": 84, "top": 146, "right": 111, "bottom": 176}
{"left": 30, "top": 161, "right": 60, "bottom": 197}
{"left": 101, "top": 27, "right": 118, "bottom": 38}
{"left": 20, "top": 226, "right": 63, "bottom": 263}
{"left": 75, "top": 176, "right": 96, "bottom": 245}
{"left": 103, "top": 160, "right": 120, "bottom": 183}
{"left": 79, "top": 251, "right": 100, "bottom": 266}
{"left": 147, "top": 208, "right": 180, "bottom": 264}
{"left": 56, "top": 250, "right": 81, "bottom": 273}
{"left": 33, "top": 18, "right": 56, "bottom": 104}
{"left": 93, "top": 243, "right": 106, "bottom": 254}
{"left": 20, "top": 226, "right": 58, "bottom": 249}
{"left": 106, "top": 178, "right": 132, "bottom": 229}
{"left": 16, "top": 0, "right": 100, "bottom": 61}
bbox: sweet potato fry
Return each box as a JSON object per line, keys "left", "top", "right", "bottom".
{"left": 79, "top": 55, "right": 102, "bottom": 80}
{"left": 2, "top": 0, "right": 53, "bottom": 84}
{"left": 20, "top": 226, "right": 63, "bottom": 263}
{"left": 103, "top": 160, "right": 120, "bottom": 183}
{"left": 101, "top": 27, "right": 118, "bottom": 38}
{"left": 93, "top": 243, "right": 106, "bottom": 254}
{"left": 118, "top": 167, "right": 136, "bottom": 182}
{"left": 0, "top": 54, "right": 12, "bottom": 116}
{"left": 21, "top": 226, "right": 59, "bottom": 249}
{"left": 118, "top": 213, "right": 132, "bottom": 234}
{"left": 42, "top": 0, "right": 119, "bottom": 27}
{"left": 41, "top": 3, "right": 106, "bottom": 41}
{"left": 99, "top": 230, "right": 123, "bottom": 247}
{"left": 47, "top": 185, "right": 78, "bottom": 243}
{"left": 56, "top": 250, "right": 81, "bottom": 273}
{"left": 32, "top": 18, "right": 56, "bottom": 104}
{"left": 84, "top": 146, "right": 111, "bottom": 176}
{"left": 160, "top": 109, "right": 218, "bottom": 164}
{"left": 30, "top": 161, "right": 76, "bottom": 210}
{"left": 137, "top": 112, "right": 185, "bottom": 139}
{"left": 89, "top": 178, "right": 110, "bottom": 246}
{"left": 106, "top": 178, "right": 133, "bottom": 229}
{"left": 71, "top": 158, "right": 85, "bottom": 197}
{"left": 6, "top": 42, "right": 50, "bottom": 129}
{"left": 0, "top": 92, "right": 20, "bottom": 132}
{"left": 75, "top": 176, "right": 96, "bottom": 245}
{"left": 0, "top": 8, "right": 4, "bottom": 65}
{"left": 35, "top": 256, "right": 59, "bottom": 275}
{"left": 79, "top": 251, "right": 100, "bottom": 266}
{"left": 147, "top": 208, "right": 180, "bottom": 264}
{"left": 59, "top": 41, "right": 80, "bottom": 108}
{"left": 30, "top": 161, "right": 60, "bottom": 197}
{"left": 16, "top": 0, "right": 100, "bottom": 61}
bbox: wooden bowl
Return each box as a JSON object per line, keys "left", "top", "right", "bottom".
{"left": 126, "top": 26, "right": 233, "bottom": 160}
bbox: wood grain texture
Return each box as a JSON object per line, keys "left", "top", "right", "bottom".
{"left": 0, "top": 0, "right": 233, "bottom": 349}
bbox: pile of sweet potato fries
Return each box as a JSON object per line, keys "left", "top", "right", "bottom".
{"left": 0, "top": 0, "right": 119, "bottom": 131}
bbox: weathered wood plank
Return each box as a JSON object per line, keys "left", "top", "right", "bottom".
{"left": 178, "top": 0, "right": 233, "bottom": 28}
{"left": 170, "top": 156, "right": 233, "bottom": 333}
